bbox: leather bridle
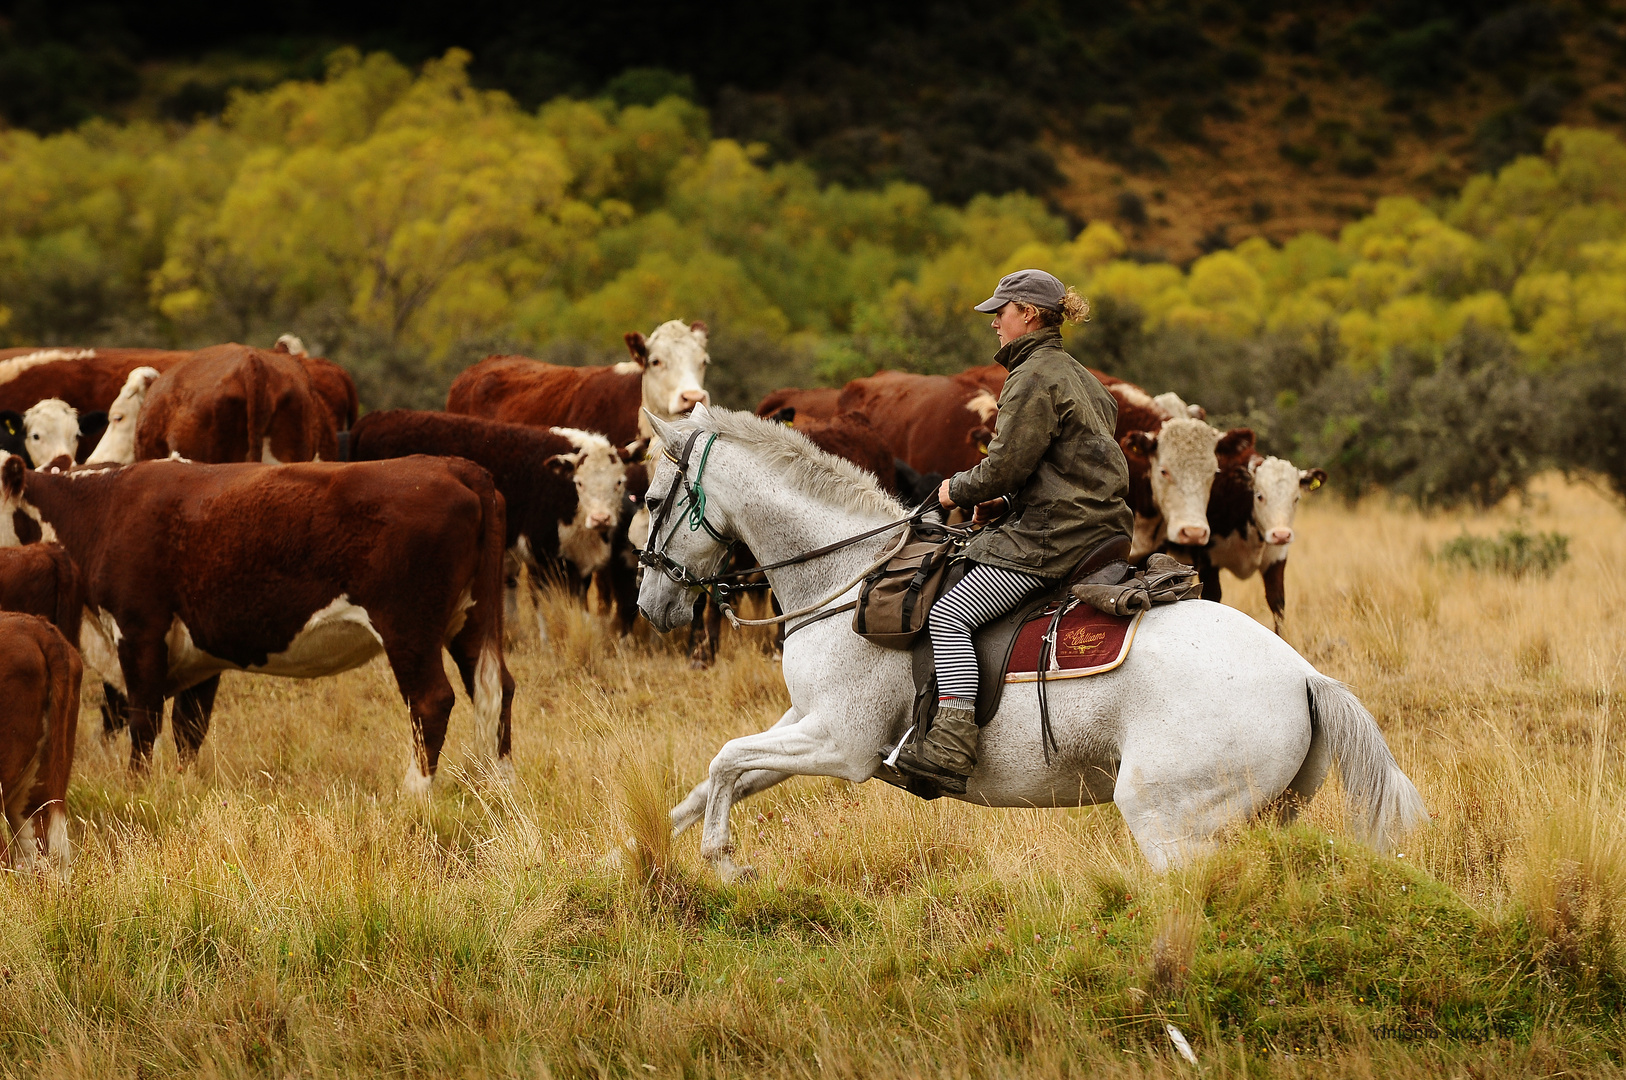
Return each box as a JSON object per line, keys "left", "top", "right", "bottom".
{"left": 637, "top": 427, "right": 949, "bottom": 627}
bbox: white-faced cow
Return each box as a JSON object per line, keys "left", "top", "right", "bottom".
{"left": 0, "top": 453, "right": 514, "bottom": 789}
{"left": 0, "top": 612, "right": 81, "bottom": 870}
{"left": 446, "top": 319, "right": 712, "bottom": 445}
{"left": 1195, "top": 454, "right": 1327, "bottom": 633}
{"left": 1121, "top": 418, "right": 1256, "bottom": 562}
{"left": 345, "top": 410, "right": 634, "bottom": 642}
{"left": 84, "top": 366, "right": 162, "bottom": 466}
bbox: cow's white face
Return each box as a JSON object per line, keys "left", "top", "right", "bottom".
{"left": 550, "top": 429, "right": 628, "bottom": 576}
{"left": 1126, "top": 418, "right": 1223, "bottom": 548}
{"left": 86, "top": 367, "right": 160, "bottom": 466}
{"left": 1251, "top": 456, "right": 1325, "bottom": 547}
{"left": 625, "top": 321, "right": 710, "bottom": 433}
{"left": 23, "top": 398, "right": 79, "bottom": 469}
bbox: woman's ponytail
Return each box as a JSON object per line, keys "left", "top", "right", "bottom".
{"left": 1060, "top": 287, "right": 1090, "bottom": 324}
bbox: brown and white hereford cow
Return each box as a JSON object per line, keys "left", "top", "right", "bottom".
{"left": 0, "top": 347, "right": 191, "bottom": 416}
{"left": 447, "top": 320, "right": 712, "bottom": 444}
{"left": 0, "top": 612, "right": 81, "bottom": 870}
{"left": 1191, "top": 455, "right": 1326, "bottom": 633}
{"left": 84, "top": 367, "right": 162, "bottom": 466}
{"left": 346, "top": 410, "right": 632, "bottom": 641}
{"left": 272, "top": 335, "right": 360, "bottom": 433}
{"left": 137, "top": 344, "right": 338, "bottom": 463}
{"left": 1121, "top": 418, "right": 1256, "bottom": 561}
{"left": 0, "top": 453, "right": 514, "bottom": 788}
{"left": 0, "top": 542, "right": 82, "bottom": 642}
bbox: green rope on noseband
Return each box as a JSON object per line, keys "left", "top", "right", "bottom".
{"left": 685, "top": 434, "right": 727, "bottom": 542}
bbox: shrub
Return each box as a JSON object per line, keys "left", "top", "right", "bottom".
{"left": 1436, "top": 528, "right": 1571, "bottom": 578}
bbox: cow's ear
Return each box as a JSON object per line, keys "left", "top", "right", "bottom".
{"left": 79, "top": 411, "right": 109, "bottom": 438}
{"left": 1186, "top": 403, "right": 1207, "bottom": 420}
{"left": 619, "top": 438, "right": 650, "bottom": 463}
{"left": 1300, "top": 467, "right": 1328, "bottom": 490}
{"left": 544, "top": 453, "right": 577, "bottom": 477}
{"left": 624, "top": 332, "right": 649, "bottom": 367}
{"left": 0, "top": 410, "right": 21, "bottom": 437}
{"left": 1, "top": 454, "right": 24, "bottom": 499}
{"left": 768, "top": 407, "right": 796, "bottom": 425}
{"left": 1121, "top": 431, "right": 1157, "bottom": 460}
{"left": 688, "top": 320, "right": 709, "bottom": 346}
{"left": 1247, "top": 453, "right": 1265, "bottom": 475}
{"left": 1215, "top": 427, "right": 1255, "bottom": 461}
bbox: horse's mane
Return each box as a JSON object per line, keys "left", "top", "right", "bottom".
{"left": 674, "top": 407, "right": 905, "bottom": 518}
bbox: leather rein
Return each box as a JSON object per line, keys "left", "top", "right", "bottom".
{"left": 637, "top": 428, "right": 956, "bottom": 633}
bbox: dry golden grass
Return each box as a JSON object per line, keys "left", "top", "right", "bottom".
{"left": 1, "top": 475, "right": 1623, "bottom": 1078}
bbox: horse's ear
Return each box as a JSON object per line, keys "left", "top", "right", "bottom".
{"left": 643, "top": 408, "right": 678, "bottom": 447}
{"left": 624, "top": 332, "right": 649, "bottom": 367}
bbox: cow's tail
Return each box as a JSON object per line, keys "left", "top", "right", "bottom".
{"left": 38, "top": 629, "right": 81, "bottom": 870}
{"left": 242, "top": 351, "right": 270, "bottom": 463}
{"left": 1302, "top": 674, "right": 1428, "bottom": 851}
{"left": 468, "top": 469, "right": 514, "bottom": 779}
{"left": 50, "top": 544, "right": 83, "bottom": 646}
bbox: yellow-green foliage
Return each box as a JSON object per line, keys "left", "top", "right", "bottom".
{"left": 1, "top": 477, "right": 1623, "bottom": 1078}
{"left": 15, "top": 47, "right": 1626, "bottom": 388}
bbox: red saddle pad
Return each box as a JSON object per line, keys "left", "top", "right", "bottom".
{"left": 1004, "top": 603, "right": 1143, "bottom": 683}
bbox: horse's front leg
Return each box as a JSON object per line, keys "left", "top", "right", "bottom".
{"left": 671, "top": 705, "right": 802, "bottom": 837}
{"left": 699, "top": 711, "right": 874, "bottom": 883}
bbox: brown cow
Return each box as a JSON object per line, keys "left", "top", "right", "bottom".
{"left": 273, "top": 334, "right": 360, "bottom": 433}
{"left": 447, "top": 320, "right": 712, "bottom": 444}
{"left": 0, "top": 347, "right": 192, "bottom": 416}
{"left": 762, "top": 408, "right": 897, "bottom": 493}
{"left": 346, "top": 410, "right": 633, "bottom": 641}
{"left": 137, "top": 344, "right": 338, "bottom": 463}
{"left": 755, "top": 386, "right": 841, "bottom": 421}
{"left": 0, "top": 453, "right": 514, "bottom": 788}
{"left": 835, "top": 368, "right": 1002, "bottom": 478}
{"left": 0, "top": 542, "right": 82, "bottom": 643}
{"left": 0, "top": 612, "right": 81, "bottom": 869}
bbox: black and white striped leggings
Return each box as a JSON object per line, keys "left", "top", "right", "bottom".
{"left": 929, "top": 561, "right": 1046, "bottom": 704}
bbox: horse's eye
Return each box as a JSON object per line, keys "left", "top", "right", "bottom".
{"left": 646, "top": 495, "right": 662, "bottom": 511}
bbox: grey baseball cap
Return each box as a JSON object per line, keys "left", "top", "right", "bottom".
{"left": 974, "top": 268, "right": 1066, "bottom": 313}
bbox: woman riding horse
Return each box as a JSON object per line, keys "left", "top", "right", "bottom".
{"left": 893, "top": 269, "right": 1135, "bottom": 794}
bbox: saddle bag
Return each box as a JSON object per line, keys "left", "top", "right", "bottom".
{"left": 852, "top": 527, "right": 962, "bottom": 649}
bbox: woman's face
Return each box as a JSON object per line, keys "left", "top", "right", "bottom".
{"left": 991, "top": 301, "right": 1035, "bottom": 346}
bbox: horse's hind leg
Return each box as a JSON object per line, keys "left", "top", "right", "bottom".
{"left": 1112, "top": 762, "right": 1228, "bottom": 871}
{"left": 672, "top": 706, "right": 801, "bottom": 836}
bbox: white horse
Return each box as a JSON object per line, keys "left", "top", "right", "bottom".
{"left": 638, "top": 407, "right": 1426, "bottom": 883}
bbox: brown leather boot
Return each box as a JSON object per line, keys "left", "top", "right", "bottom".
{"left": 892, "top": 704, "right": 979, "bottom": 795}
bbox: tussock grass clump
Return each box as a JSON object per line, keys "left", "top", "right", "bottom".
{"left": 0, "top": 475, "right": 1624, "bottom": 1077}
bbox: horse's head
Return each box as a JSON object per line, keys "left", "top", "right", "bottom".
{"left": 636, "top": 408, "right": 736, "bottom": 632}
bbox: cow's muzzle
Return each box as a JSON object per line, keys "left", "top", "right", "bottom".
{"left": 1173, "top": 524, "right": 1210, "bottom": 546}
{"left": 1267, "top": 528, "right": 1294, "bottom": 545}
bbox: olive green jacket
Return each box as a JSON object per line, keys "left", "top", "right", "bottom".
{"left": 947, "top": 328, "right": 1133, "bottom": 579}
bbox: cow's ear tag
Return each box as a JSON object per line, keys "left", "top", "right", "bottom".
{"left": 1309, "top": 477, "right": 1322, "bottom": 490}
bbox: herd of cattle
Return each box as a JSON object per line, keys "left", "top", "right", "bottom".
{"left": 0, "top": 321, "right": 1324, "bottom": 868}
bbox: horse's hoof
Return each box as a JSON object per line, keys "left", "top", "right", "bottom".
{"left": 719, "top": 863, "right": 757, "bottom": 885}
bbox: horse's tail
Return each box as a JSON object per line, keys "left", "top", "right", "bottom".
{"left": 1303, "top": 674, "right": 1428, "bottom": 850}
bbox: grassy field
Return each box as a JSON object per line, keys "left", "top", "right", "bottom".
{"left": 2, "top": 476, "right": 1624, "bottom": 1078}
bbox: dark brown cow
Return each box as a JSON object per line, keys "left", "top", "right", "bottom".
{"left": 0, "top": 612, "right": 81, "bottom": 869}
{"left": 447, "top": 319, "right": 712, "bottom": 444}
{"left": 0, "top": 454, "right": 514, "bottom": 787}
{"left": 763, "top": 408, "right": 897, "bottom": 493}
{"left": 755, "top": 386, "right": 841, "bottom": 421}
{"left": 346, "top": 410, "right": 633, "bottom": 640}
{"left": 137, "top": 344, "right": 339, "bottom": 463}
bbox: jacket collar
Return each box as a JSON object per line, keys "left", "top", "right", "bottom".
{"left": 993, "top": 326, "right": 1062, "bottom": 372}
